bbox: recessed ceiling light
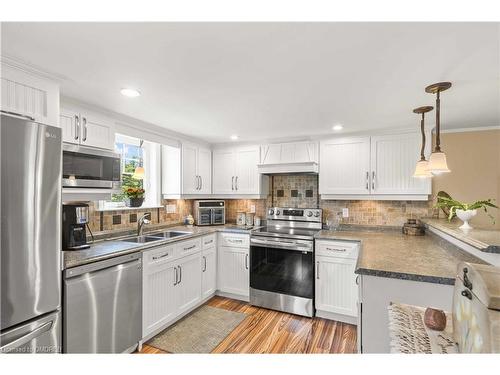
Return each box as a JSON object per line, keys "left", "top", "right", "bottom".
{"left": 120, "top": 88, "right": 141, "bottom": 98}
{"left": 230, "top": 135, "right": 239, "bottom": 141}
{"left": 332, "top": 124, "right": 344, "bottom": 131}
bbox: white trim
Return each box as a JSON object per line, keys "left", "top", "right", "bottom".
{"left": 1, "top": 54, "right": 67, "bottom": 82}
{"left": 315, "top": 309, "right": 358, "bottom": 325}
{"left": 257, "top": 162, "right": 319, "bottom": 174}
{"left": 439, "top": 125, "right": 500, "bottom": 134}
{"left": 215, "top": 290, "right": 250, "bottom": 302}
{"left": 320, "top": 194, "right": 430, "bottom": 201}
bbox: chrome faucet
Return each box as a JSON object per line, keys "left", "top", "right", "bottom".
{"left": 137, "top": 213, "right": 151, "bottom": 236}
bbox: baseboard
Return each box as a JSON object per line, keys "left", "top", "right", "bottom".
{"left": 216, "top": 290, "right": 250, "bottom": 302}
{"left": 316, "top": 309, "right": 358, "bottom": 325}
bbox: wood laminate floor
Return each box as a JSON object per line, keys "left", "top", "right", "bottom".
{"left": 138, "top": 296, "right": 357, "bottom": 354}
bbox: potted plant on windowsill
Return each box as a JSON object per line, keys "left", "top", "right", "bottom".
{"left": 124, "top": 187, "right": 146, "bottom": 208}
{"left": 435, "top": 195, "right": 498, "bottom": 230}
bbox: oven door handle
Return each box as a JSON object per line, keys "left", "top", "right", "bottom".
{"left": 250, "top": 238, "right": 313, "bottom": 252}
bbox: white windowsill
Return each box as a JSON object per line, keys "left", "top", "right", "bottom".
{"left": 95, "top": 204, "right": 164, "bottom": 212}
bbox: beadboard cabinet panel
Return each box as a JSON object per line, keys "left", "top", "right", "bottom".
{"left": 319, "top": 137, "right": 371, "bottom": 195}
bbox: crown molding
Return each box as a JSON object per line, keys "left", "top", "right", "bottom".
{"left": 1, "top": 54, "right": 68, "bottom": 82}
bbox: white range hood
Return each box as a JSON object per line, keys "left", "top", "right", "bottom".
{"left": 258, "top": 141, "right": 319, "bottom": 174}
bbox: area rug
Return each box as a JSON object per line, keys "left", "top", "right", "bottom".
{"left": 147, "top": 305, "right": 247, "bottom": 353}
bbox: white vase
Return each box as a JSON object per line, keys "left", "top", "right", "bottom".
{"left": 456, "top": 209, "right": 477, "bottom": 230}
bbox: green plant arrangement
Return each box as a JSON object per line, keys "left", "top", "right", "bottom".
{"left": 435, "top": 196, "right": 498, "bottom": 224}
{"left": 124, "top": 187, "right": 145, "bottom": 207}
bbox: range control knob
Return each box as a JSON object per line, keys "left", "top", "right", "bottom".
{"left": 269, "top": 209, "right": 275, "bottom": 215}
{"left": 307, "top": 211, "right": 313, "bottom": 217}
{"left": 314, "top": 211, "right": 320, "bottom": 217}
{"left": 276, "top": 210, "right": 281, "bottom": 215}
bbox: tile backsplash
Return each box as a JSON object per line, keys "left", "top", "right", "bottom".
{"left": 87, "top": 174, "right": 435, "bottom": 233}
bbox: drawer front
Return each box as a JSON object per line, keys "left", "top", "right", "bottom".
{"left": 315, "top": 240, "right": 359, "bottom": 259}
{"left": 218, "top": 232, "right": 249, "bottom": 248}
{"left": 175, "top": 237, "right": 202, "bottom": 257}
{"left": 202, "top": 234, "right": 216, "bottom": 249}
{"left": 144, "top": 245, "right": 175, "bottom": 265}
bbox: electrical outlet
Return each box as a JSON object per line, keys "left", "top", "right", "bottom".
{"left": 250, "top": 205, "right": 256, "bottom": 213}
{"left": 165, "top": 204, "right": 176, "bottom": 214}
{"left": 342, "top": 208, "right": 349, "bottom": 218}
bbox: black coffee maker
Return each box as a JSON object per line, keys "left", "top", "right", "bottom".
{"left": 62, "top": 203, "right": 91, "bottom": 250}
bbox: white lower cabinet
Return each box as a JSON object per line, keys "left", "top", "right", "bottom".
{"left": 201, "top": 246, "right": 217, "bottom": 299}
{"left": 176, "top": 252, "right": 202, "bottom": 315}
{"left": 217, "top": 233, "right": 249, "bottom": 300}
{"left": 315, "top": 240, "right": 359, "bottom": 323}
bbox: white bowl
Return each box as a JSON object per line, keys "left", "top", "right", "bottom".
{"left": 456, "top": 209, "right": 477, "bottom": 230}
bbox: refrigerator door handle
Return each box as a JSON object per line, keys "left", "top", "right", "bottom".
{"left": 0, "top": 321, "right": 53, "bottom": 351}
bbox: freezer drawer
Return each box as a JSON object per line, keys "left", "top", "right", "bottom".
{"left": 63, "top": 253, "right": 142, "bottom": 353}
{"left": 0, "top": 310, "right": 61, "bottom": 353}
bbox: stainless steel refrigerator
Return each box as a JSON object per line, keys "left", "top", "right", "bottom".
{"left": 0, "top": 113, "right": 62, "bottom": 353}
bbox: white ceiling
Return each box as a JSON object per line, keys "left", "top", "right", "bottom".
{"left": 1, "top": 22, "right": 499, "bottom": 144}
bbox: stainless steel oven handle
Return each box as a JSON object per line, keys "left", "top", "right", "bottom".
{"left": 250, "top": 238, "right": 313, "bottom": 252}
{"left": 0, "top": 110, "right": 35, "bottom": 121}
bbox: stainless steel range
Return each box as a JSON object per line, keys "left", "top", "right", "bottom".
{"left": 250, "top": 207, "right": 322, "bottom": 317}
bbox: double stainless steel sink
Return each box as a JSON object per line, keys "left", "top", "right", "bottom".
{"left": 119, "top": 230, "right": 192, "bottom": 244}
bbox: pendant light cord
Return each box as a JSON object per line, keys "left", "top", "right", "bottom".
{"left": 420, "top": 113, "right": 426, "bottom": 160}
{"left": 435, "top": 91, "right": 441, "bottom": 152}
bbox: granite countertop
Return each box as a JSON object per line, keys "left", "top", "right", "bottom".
{"left": 421, "top": 218, "right": 500, "bottom": 254}
{"left": 315, "top": 229, "right": 484, "bottom": 285}
{"left": 63, "top": 224, "right": 256, "bottom": 269}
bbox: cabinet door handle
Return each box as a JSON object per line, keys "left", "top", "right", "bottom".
{"left": 365, "top": 171, "right": 369, "bottom": 190}
{"left": 356, "top": 275, "right": 360, "bottom": 285}
{"left": 174, "top": 266, "right": 178, "bottom": 285}
{"left": 74, "top": 115, "right": 80, "bottom": 140}
{"left": 235, "top": 176, "right": 238, "bottom": 191}
{"left": 202, "top": 256, "right": 207, "bottom": 272}
{"left": 231, "top": 176, "right": 234, "bottom": 191}
{"left": 178, "top": 265, "right": 182, "bottom": 284}
{"left": 372, "top": 171, "right": 375, "bottom": 190}
{"left": 200, "top": 176, "right": 203, "bottom": 191}
{"left": 198, "top": 175, "right": 201, "bottom": 190}
{"left": 82, "top": 117, "right": 87, "bottom": 142}
{"left": 152, "top": 252, "right": 170, "bottom": 260}
{"left": 245, "top": 254, "right": 249, "bottom": 270}
{"left": 316, "top": 261, "right": 320, "bottom": 279}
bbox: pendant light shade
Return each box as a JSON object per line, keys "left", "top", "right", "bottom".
{"left": 425, "top": 82, "right": 452, "bottom": 175}
{"left": 428, "top": 151, "right": 450, "bottom": 175}
{"left": 412, "top": 106, "right": 433, "bottom": 178}
{"left": 132, "top": 166, "right": 145, "bottom": 180}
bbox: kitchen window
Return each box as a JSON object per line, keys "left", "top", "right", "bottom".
{"left": 99, "top": 134, "right": 161, "bottom": 210}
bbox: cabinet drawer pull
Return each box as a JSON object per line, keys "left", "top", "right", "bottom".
{"left": 152, "top": 252, "right": 169, "bottom": 260}
{"left": 184, "top": 244, "right": 196, "bottom": 251}
{"left": 228, "top": 239, "right": 243, "bottom": 243}
{"left": 326, "top": 247, "right": 347, "bottom": 252}
{"left": 204, "top": 239, "right": 213, "bottom": 245}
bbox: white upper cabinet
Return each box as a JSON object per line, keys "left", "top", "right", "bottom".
{"left": 162, "top": 142, "right": 212, "bottom": 198}
{"left": 60, "top": 106, "right": 115, "bottom": 150}
{"left": 1, "top": 63, "right": 59, "bottom": 126}
{"left": 370, "top": 133, "right": 431, "bottom": 195}
{"left": 319, "top": 132, "right": 431, "bottom": 200}
{"left": 182, "top": 142, "right": 212, "bottom": 195}
{"left": 212, "top": 145, "right": 268, "bottom": 197}
{"left": 319, "top": 137, "right": 371, "bottom": 195}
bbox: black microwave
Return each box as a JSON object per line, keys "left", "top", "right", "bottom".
{"left": 62, "top": 144, "right": 121, "bottom": 189}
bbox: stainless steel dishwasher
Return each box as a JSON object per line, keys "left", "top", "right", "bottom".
{"left": 63, "top": 252, "right": 142, "bottom": 353}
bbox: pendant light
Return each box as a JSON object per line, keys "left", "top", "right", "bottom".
{"left": 132, "top": 139, "right": 145, "bottom": 180}
{"left": 425, "top": 82, "right": 452, "bottom": 174}
{"left": 412, "top": 106, "right": 434, "bottom": 178}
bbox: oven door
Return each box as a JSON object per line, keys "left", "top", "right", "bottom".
{"left": 62, "top": 145, "right": 121, "bottom": 189}
{"left": 197, "top": 208, "right": 212, "bottom": 226}
{"left": 250, "top": 236, "right": 314, "bottom": 299}
{"left": 211, "top": 208, "right": 225, "bottom": 225}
